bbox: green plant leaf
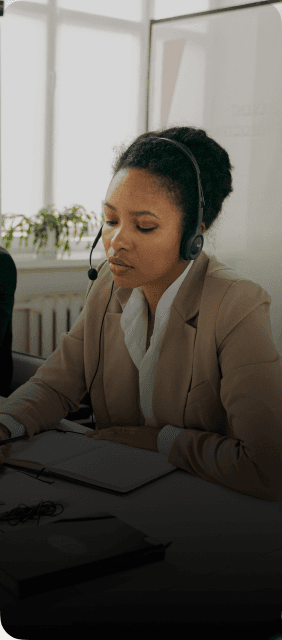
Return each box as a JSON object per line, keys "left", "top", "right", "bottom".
{"left": 1, "top": 205, "right": 102, "bottom": 256}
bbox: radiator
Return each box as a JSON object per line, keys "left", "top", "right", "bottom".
{"left": 12, "top": 294, "right": 84, "bottom": 359}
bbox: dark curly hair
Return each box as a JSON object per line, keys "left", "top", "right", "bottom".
{"left": 111, "top": 126, "right": 234, "bottom": 244}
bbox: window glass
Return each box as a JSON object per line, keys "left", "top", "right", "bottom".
{"left": 58, "top": 0, "right": 142, "bottom": 22}
{"left": 54, "top": 24, "right": 140, "bottom": 220}
{"left": 153, "top": 0, "right": 210, "bottom": 20}
{"left": 6, "top": 0, "right": 47, "bottom": 6}
{"left": 1, "top": 13, "right": 47, "bottom": 218}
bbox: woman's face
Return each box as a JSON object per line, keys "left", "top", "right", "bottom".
{"left": 102, "top": 167, "right": 202, "bottom": 314}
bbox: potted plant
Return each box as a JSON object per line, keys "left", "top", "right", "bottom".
{"left": 1, "top": 204, "right": 106, "bottom": 259}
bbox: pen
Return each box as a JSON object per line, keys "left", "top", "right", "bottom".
{"left": 54, "top": 515, "right": 115, "bottom": 523}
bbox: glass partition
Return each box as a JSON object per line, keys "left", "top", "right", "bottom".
{"left": 148, "top": 2, "right": 282, "bottom": 262}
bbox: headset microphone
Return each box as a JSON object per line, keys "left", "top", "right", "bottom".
{"left": 88, "top": 226, "right": 103, "bottom": 281}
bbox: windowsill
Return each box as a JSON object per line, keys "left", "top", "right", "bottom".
{"left": 12, "top": 251, "right": 107, "bottom": 270}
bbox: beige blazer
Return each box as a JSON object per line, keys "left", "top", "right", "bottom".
{"left": 1, "top": 250, "right": 282, "bottom": 501}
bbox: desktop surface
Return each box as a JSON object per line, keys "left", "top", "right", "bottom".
{"left": 0, "top": 463, "right": 282, "bottom": 627}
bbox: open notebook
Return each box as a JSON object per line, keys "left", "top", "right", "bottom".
{"left": 2, "top": 418, "right": 178, "bottom": 495}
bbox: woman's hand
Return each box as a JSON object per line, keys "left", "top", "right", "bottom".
{"left": 84, "top": 425, "right": 161, "bottom": 453}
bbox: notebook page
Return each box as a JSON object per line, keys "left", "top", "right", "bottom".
{"left": 50, "top": 442, "right": 177, "bottom": 491}
{"left": 8, "top": 428, "right": 176, "bottom": 492}
{"left": 10, "top": 430, "right": 108, "bottom": 467}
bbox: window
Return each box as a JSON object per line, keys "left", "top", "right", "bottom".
{"left": 1, "top": 0, "right": 145, "bottom": 258}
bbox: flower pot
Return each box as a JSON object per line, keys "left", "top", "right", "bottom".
{"left": 35, "top": 229, "right": 57, "bottom": 261}
{"left": 7, "top": 233, "right": 35, "bottom": 256}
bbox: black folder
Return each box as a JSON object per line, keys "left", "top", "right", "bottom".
{"left": 0, "top": 511, "right": 171, "bottom": 599}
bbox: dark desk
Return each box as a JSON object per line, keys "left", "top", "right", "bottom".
{"left": 1, "top": 464, "right": 282, "bottom": 634}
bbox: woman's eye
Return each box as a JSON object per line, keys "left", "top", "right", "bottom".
{"left": 105, "top": 221, "right": 156, "bottom": 233}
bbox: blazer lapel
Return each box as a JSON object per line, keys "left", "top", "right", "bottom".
{"left": 103, "top": 283, "right": 144, "bottom": 427}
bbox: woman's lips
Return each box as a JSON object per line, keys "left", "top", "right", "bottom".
{"left": 110, "top": 259, "right": 132, "bottom": 267}
{"left": 109, "top": 263, "right": 133, "bottom": 273}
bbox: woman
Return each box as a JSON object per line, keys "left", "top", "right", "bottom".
{"left": 0, "top": 126, "right": 282, "bottom": 502}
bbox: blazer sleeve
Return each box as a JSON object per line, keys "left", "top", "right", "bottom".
{"left": 0, "top": 259, "right": 106, "bottom": 439}
{"left": 167, "top": 281, "right": 282, "bottom": 502}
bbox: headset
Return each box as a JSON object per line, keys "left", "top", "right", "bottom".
{"left": 86, "top": 137, "right": 205, "bottom": 429}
